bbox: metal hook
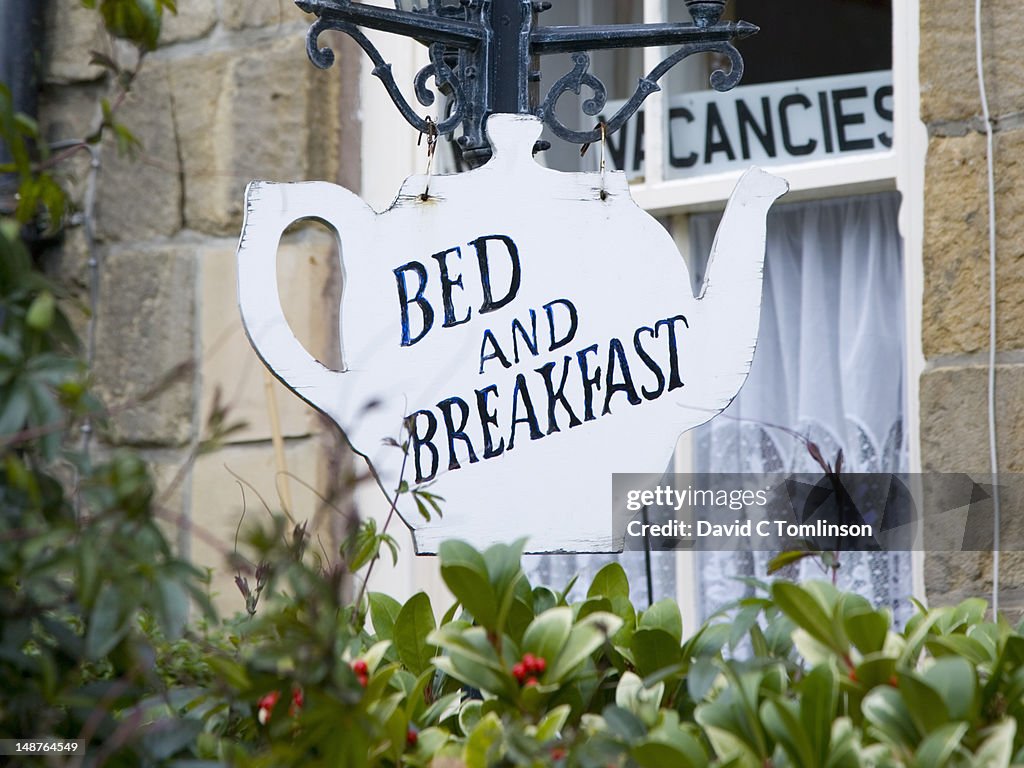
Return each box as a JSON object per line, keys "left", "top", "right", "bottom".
{"left": 420, "top": 116, "right": 439, "bottom": 201}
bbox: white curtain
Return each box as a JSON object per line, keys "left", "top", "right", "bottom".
{"left": 689, "top": 192, "right": 914, "bottom": 624}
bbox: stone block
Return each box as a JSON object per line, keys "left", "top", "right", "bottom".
{"left": 920, "top": 0, "right": 1024, "bottom": 125}
{"left": 188, "top": 438, "right": 325, "bottom": 614}
{"left": 43, "top": 0, "right": 107, "bottom": 84}
{"left": 94, "top": 62, "right": 183, "bottom": 242}
{"left": 925, "top": 551, "right": 1024, "bottom": 622}
{"left": 924, "top": 552, "right": 988, "bottom": 608}
{"left": 922, "top": 129, "right": 1024, "bottom": 358}
{"left": 159, "top": 4, "right": 218, "bottom": 45}
{"left": 168, "top": 35, "right": 342, "bottom": 236}
{"left": 93, "top": 242, "right": 196, "bottom": 446}
{"left": 920, "top": 363, "right": 1024, "bottom": 474}
{"left": 141, "top": 447, "right": 194, "bottom": 554}
{"left": 919, "top": 363, "right": 1024, "bottom": 611}
{"left": 38, "top": 83, "right": 102, "bottom": 144}
{"left": 221, "top": 0, "right": 302, "bottom": 30}
{"left": 198, "top": 230, "right": 337, "bottom": 443}
{"left": 41, "top": 227, "right": 92, "bottom": 342}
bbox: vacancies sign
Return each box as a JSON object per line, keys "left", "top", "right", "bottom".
{"left": 602, "top": 70, "right": 893, "bottom": 179}
{"left": 236, "top": 115, "right": 788, "bottom": 553}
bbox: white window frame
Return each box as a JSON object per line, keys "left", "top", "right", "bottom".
{"left": 633, "top": 0, "right": 928, "bottom": 614}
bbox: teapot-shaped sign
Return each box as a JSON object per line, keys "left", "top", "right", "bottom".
{"left": 237, "top": 115, "right": 788, "bottom": 553}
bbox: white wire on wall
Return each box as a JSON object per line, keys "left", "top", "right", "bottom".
{"left": 974, "top": 0, "right": 1001, "bottom": 615}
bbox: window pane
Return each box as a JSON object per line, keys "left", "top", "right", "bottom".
{"left": 734, "top": 0, "right": 892, "bottom": 85}
{"left": 688, "top": 192, "right": 913, "bottom": 624}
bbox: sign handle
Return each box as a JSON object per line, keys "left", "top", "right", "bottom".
{"left": 236, "top": 180, "right": 373, "bottom": 420}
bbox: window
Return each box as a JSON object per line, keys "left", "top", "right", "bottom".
{"left": 689, "top": 192, "right": 912, "bottom": 623}
{"left": 522, "top": 0, "right": 914, "bottom": 622}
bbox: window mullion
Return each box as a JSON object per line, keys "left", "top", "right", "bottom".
{"left": 641, "top": 0, "right": 667, "bottom": 185}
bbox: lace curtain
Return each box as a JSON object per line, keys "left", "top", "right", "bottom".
{"left": 689, "top": 192, "right": 914, "bottom": 625}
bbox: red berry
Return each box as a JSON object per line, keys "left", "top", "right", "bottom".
{"left": 358, "top": 673, "right": 368, "bottom": 688}
{"left": 512, "top": 662, "right": 527, "bottom": 681}
{"left": 257, "top": 690, "right": 280, "bottom": 710}
{"left": 290, "top": 687, "right": 304, "bottom": 716}
{"left": 523, "top": 653, "right": 537, "bottom": 671}
{"left": 257, "top": 690, "right": 280, "bottom": 725}
{"left": 534, "top": 656, "right": 547, "bottom": 674}
{"left": 407, "top": 728, "right": 419, "bottom": 747}
{"left": 551, "top": 747, "right": 567, "bottom": 761}
{"left": 525, "top": 676, "right": 539, "bottom": 687}
{"left": 352, "top": 659, "right": 368, "bottom": 675}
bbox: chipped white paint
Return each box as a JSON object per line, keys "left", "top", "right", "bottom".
{"left": 236, "top": 114, "right": 788, "bottom": 553}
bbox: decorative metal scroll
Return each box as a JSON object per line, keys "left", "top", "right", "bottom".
{"left": 306, "top": 17, "right": 467, "bottom": 138}
{"left": 299, "top": 0, "right": 755, "bottom": 163}
{"left": 537, "top": 41, "right": 743, "bottom": 145}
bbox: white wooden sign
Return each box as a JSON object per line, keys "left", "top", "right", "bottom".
{"left": 236, "top": 114, "right": 787, "bottom": 553}
{"left": 597, "top": 69, "right": 892, "bottom": 180}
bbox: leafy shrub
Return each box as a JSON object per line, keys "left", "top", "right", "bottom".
{"left": 4, "top": 3, "right": 1024, "bottom": 766}
{"left": 174, "top": 532, "right": 1024, "bottom": 768}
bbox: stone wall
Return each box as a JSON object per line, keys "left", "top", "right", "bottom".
{"left": 39, "top": 0, "right": 361, "bottom": 612}
{"left": 918, "top": 0, "right": 1024, "bottom": 614}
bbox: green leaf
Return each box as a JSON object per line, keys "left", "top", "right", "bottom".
{"left": 533, "top": 586, "right": 558, "bottom": 615}
{"left": 25, "top": 290, "right": 55, "bottom": 331}
{"left": 647, "top": 712, "right": 708, "bottom": 766}
{"left": 771, "top": 581, "right": 846, "bottom": 655}
{"left": 362, "top": 639, "right": 393, "bottom": 674}
{"left": 767, "top": 549, "right": 819, "bottom": 575}
{"left": 862, "top": 686, "right": 920, "bottom": 750}
{"left": 576, "top": 596, "right": 612, "bottom": 620}
{"left": 522, "top": 607, "right": 572, "bottom": 669}
{"left": 603, "top": 704, "right": 646, "bottom": 741}
{"left": 550, "top": 612, "right": 623, "bottom": 681}
{"left": 630, "top": 628, "right": 681, "bottom": 677}
{"left": 616, "top": 671, "right": 664, "bottom": 727}
{"left": 401, "top": 667, "right": 433, "bottom": 723}
{"left": 429, "top": 626, "right": 516, "bottom": 699}
{"left": 588, "top": 562, "right": 630, "bottom": 601}
{"left": 485, "top": 539, "right": 526, "bottom": 635}
{"left": 369, "top": 591, "right": 403, "bottom": 641}
{"left": 395, "top": 592, "right": 436, "bottom": 675}
{"left": 761, "top": 698, "right": 814, "bottom": 768}
{"left": 913, "top": 722, "right": 968, "bottom": 768}
{"left": 140, "top": 718, "right": 203, "bottom": 761}
{"left": 536, "top": 704, "right": 570, "bottom": 742}
{"left": 458, "top": 699, "right": 483, "bottom": 736}
{"left": 205, "top": 656, "right": 251, "bottom": 691}
{"left": 156, "top": 577, "right": 189, "bottom": 640}
{"left": 99, "top": 0, "right": 164, "bottom": 50}
{"left": 464, "top": 711, "right": 504, "bottom": 768}
{"left": 729, "top": 603, "right": 762, "bottom": 650}
{"left": 974, "top": 719, "right": 1016, "bottom": 767}
{"left": 85, "top": 584, "right": 127, "bottom": 659}
{"left": 840, "top": 594, "right": 889, "bottom": 655}
{"left": 639, "top": 599, "right": 683, "bottom": 644}
{"left": 348, "top": 518, "right": 381, "bottom": 572}
{"left": 631, "top": 741, "right": 702, "bottom": 768}
{"left": 899, "top": 672, "right": 949, "bottom": 734}
{"left": 439, "top": 540, "right": 497, "bottom": 628}
{"left": 800, "top": 663, "right": 838, "bottom": 764}
{"left": 686, "top": 658, "right": 719, "bottom": 702}
{"left": 921, "top": 657, "right": 976, "bottom": 722}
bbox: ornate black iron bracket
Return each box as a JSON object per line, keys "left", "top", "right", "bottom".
{"left": 296, "top": 0, "right": 758, "bottom": 167}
